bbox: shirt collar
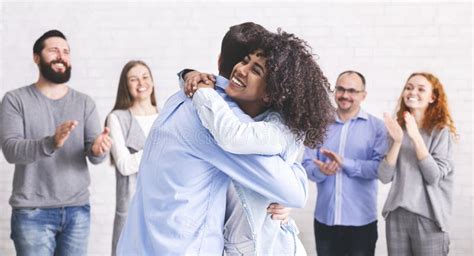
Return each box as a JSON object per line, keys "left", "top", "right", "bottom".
{"left": 335, "top": 108, "right": 368, "bottom": 123}
{"left": 254, "top": 109, "right": 271, "bottom": 121}
{"left": 215, "top": 75, "right": 229, "bottom": 90}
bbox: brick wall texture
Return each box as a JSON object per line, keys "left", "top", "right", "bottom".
{"left": 0, "top": 1, "right": 472, "bottom": 255}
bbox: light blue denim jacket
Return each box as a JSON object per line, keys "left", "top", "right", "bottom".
{"left": 224, "top": 181, "right": 305, "bottom": 255}
{"left": 116, "top": 75, "right": 308, "bottom": 255}
{"left": 188, "top": 75, "right": 307, "bottom": 255}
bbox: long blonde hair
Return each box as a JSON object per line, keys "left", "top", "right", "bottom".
{"left": 111, "top": 60, "right": 157, "bottom": 111}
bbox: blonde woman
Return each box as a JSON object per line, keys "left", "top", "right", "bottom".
{"left": 106, "top": 60, "right": 158, "bottom": 256}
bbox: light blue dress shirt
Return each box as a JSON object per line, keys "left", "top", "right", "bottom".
{"left": 117, "top": 76, "right": 308, "bottom": 255}
{"left": 302, "top": 110, "right": 387, "bottom": 226}
{"left": 191, "top": 84, "right": 306, "bottom": 255}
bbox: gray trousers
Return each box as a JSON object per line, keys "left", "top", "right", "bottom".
{"left": 386, "top": 208, "right": 449, "bottom": 256}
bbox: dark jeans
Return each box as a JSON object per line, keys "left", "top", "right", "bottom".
{"left": 314, "top": 219, "right": 378, "bottom": 256}
{"left": 11, "top": 204, "right": 90, "bottom": 256}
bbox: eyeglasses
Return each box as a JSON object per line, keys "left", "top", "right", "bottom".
{"left": 334, "top": 86, "right": 365, "bottom": 95}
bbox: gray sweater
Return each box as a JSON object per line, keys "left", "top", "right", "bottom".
{"left": 378, "top": 127, "right": 454, "bottom": 231}
{"left": 0, "top": 84, "right": 106, "bottom": 208}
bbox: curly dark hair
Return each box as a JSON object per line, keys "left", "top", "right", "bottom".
{"left": 262, "top": 29, "right": 335, "bottom": 148}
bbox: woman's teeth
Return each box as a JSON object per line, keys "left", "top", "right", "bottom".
{"left": 232, "top": 77, "right": 244, "bottom": 87}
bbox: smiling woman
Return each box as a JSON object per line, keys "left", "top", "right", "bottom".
{"left": 225, "top": 50, "right": 270, "bottom": 118}
{"left": 185, "top": 28, "right": 335, "bottom": 255}
{"left": 379, "top": 72, "right": 456, "bottom": 256}
{"left": 105, "top": 60, "right": 159, "bottom": 256}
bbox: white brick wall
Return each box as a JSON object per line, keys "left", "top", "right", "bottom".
{"left": 1, "top": 1, "right": 472, "bottom": 255}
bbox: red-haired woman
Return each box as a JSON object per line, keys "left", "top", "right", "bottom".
{"left": 379, "top": 72, "right": 456, "bottom": 256}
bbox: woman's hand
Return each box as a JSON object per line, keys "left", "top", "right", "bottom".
{"left": 403, "top": 111, "right": 429, "bottom": 160}
{"left": 383, "top": 112, "right": 403, "bottom": 143}
{"left": 184, "top": 71, "right": 216, "bottom": 97}
{"left": 403, "top": 111, "right": 422, "bottom": 141}
{"left": 267, "top": 203, "right": 291, "bottom": 224}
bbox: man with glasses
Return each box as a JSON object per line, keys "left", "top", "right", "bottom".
{"left": 302, "top": 70, "right": 388, "bottom": 256}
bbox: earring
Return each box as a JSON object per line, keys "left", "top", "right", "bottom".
{"left": 262, "top": 98, "right": 272, "bottom": 107}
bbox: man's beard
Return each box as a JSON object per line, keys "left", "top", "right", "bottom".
{"left": 39, "top": 57, "right": 72, "bottom": 84}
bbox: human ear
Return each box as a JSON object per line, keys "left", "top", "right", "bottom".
{"left": 33, "top": 53, "right": 40, "bottom": 64}
{"left": 262, "top": 93, "right": 271, "bottom": 105}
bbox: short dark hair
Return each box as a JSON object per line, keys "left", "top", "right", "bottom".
{"left": 219, "top": 22, "right": 269, "bottom": 78}
{"left": 33, "top": 29, "right": 67, "bottom": 54}
{"left": 336, "top": 70, "right": 366, "bottom": 89}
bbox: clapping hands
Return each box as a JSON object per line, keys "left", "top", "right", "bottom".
{"left": 313, "top": 148, "right": 343, "bottom": 176}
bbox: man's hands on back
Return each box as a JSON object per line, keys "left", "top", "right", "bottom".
{"left": 267, "top": 203, "right": 291, "bottom": 224}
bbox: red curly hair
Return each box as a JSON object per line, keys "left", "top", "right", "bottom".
{"left": 396, "top": 72, "right": 456, "bottom": 135}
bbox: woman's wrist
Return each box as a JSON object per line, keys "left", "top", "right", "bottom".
{"left": 411, "top": 134, "right": 424, "bottom": 145}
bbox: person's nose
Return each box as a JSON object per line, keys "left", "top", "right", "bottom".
{"left": 57, "top": 51, "right": 66, "bottom": 61}
{"left": 235, "top": 64, "right": 248, "bottom": 78}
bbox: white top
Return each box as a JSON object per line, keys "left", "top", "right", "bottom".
{"left": 107, "top": 112, "right": 158, "bottom": 176}
{"left": 192, "top": 88, "right": 301, "bottom": 163}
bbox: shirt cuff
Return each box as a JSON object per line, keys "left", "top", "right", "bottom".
{"left": 42, "top": 136, "right": 56, "bottom": 156}
{"left": 178, "top": 69, "right": 195, "bottom": 79}
{"left": 89, "top": 152, "right": 107, "bottom": 165}
{"left": 378, "top": 159, "right": 396, "bottom": 183}
{"left": 342, "top": 158, "right": 357, "bottom": 176}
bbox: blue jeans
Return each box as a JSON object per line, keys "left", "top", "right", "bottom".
{"left": 10, "top": 204, "right": 90, "bottom": 256}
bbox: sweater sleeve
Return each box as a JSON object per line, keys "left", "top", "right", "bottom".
{"left": 107, "top": 113, "right": 143, "bottom": 176}
{"left": 192, "top": 88, "right": 286, "bottom": 155}
{"left": 83, "top": 96, "right": 107, "bottom": 164}
{"left": 418, "top": 128, "right": 454, "bottom": 185}
{"left": 0, "top": 92, "right": 56, "bottom": 164}
{"left": 377, "top": 158, "right": 396, "bottom": 184}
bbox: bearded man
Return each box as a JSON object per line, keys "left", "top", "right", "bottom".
{"left": 0, "top": 29, "right": 112, "bottom": 256}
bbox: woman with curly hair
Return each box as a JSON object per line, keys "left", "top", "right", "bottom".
{"left": 184, "top": 30, "right": 334, "bottom": 255}
{"left": 379, "top": 72, "right": 456, "bottom": 256}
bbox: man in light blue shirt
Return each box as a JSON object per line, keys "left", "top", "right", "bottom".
{"left": 117, "top": 23, "right": 308, "bottom": 255}
{"left": 303, "top": 71, "right": 387, "bottom": 256}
